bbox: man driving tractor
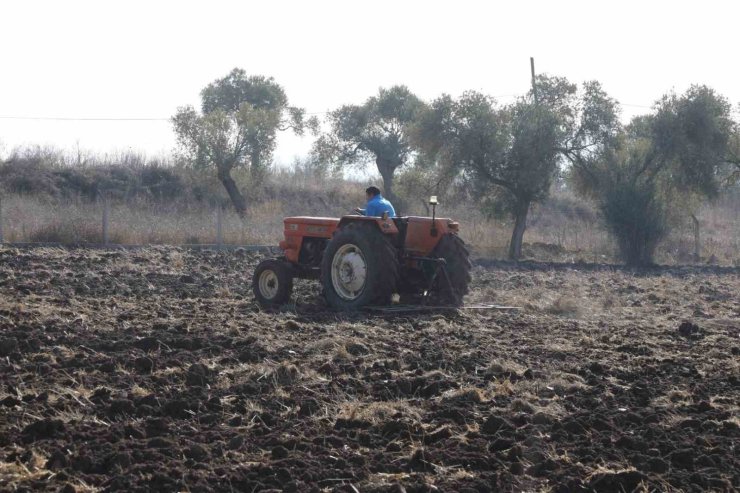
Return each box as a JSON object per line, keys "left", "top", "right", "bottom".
{"left": 354, "top": 186, "right": 396, "bottom": 217}
{"left": 253, "top": 185, "right": 471, "bottom": 310}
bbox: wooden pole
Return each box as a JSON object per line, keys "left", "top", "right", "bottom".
{"left": 530, "top": 57, "right": 539, "bottom": 105}
{"left": 691, "top": 213, "right": 700, "bottom": 262}
{"left": 102, "top": 194, "right": 110, "bottom": 245}
{"left": 0, "top": 196, "right": 4, "bottom": 244}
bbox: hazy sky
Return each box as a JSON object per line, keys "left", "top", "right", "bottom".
{"left": 1, "top": 0, "right": 738, "bottom": 165}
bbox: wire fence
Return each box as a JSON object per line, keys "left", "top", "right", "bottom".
{"left": 0, "top": 195, "right": 280, "bottom": 252}
{"left": 1, "top": 193, "right": 738, "bottom": 266}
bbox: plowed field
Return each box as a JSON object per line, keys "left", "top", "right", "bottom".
{"left": 1, "top": 247, "right": 738, "bottom": 492}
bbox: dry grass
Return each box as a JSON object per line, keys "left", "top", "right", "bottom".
{"left": 441, "top": 386, "right": 488, "bottom": 403}
{"left": 0, "top": 195, "right": 281, "bottom": 245}
{"left": 0, "top": 450, "right": 102, "bottom": 492}
{"left": 0, "top": 452, "right": 51, "bottom": 490}
{"left": 546, "top": 295, "right": 581, "bottom": 317}
{"left": 2, "top": 146, "right": 739, "bottom": 263}
{"left": 269, "top": 363, "right": 301, "bottom": 386}
{"left": 1, "top": 184, "right": 738, "bottom": 264}
{"left": 491, "top": 378, "right": 516, "bottom": 396}
{"left": 338, "top": 400, "right": 421, "bottom": 424}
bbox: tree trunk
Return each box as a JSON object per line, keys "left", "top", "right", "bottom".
{"left": 508, "top": 200, "right": 530, "bottom": 260}
{"left": 250, "top": 150, "right": 266, "bottom": 185}
{"left": 218, "top": 166, "right": 247, "bottom": 217}
{"left": 376, "top": 157, "right": 398, "bottom": 203}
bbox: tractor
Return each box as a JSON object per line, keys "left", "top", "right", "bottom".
{"left": 252, "top": 196, "right": 472, "bottom": 310}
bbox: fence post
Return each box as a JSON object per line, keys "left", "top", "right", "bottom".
{"left": 0, "top": 196, "right": 4, "bottom": 244}
{"left": 691, "top": 214, "right": 700, "bottom": 262}
{"left": 216, "top": 206, "right": 223, "bottom": 248}
{"left": 102, "top": 194, "right": 110, "bottom": 245}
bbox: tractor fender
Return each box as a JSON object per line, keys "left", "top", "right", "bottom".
{"left": 336, "top": 215, "right": 399, "bottom": 235}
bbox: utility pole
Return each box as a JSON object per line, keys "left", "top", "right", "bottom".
{"left": 530, "top": 57, "right": 539, "bottom": 105}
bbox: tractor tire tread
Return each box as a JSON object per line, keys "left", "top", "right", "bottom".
{"left": 252, "top": 258, "right": 294, "bottom": 307}
{"left": 321, "top": 222, "right": 399, "bottom": 310}
{"left": 432, "top": 233, "right": 472, "bottom": 306}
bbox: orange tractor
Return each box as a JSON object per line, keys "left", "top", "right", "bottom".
{"left": 252, "top": 197, "right": 471, "bottom": 310}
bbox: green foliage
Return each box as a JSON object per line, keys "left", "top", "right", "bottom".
{"left": 0, "top": 147, "right": 183, "bottom": 202}
{"left": 415, "top": 91, "right": 507, "bottom": 192}
{"left": 173, "top": 103, "right": 282, "bottom": 176}
{"left": 650, "top": 85, "right": 733, "bottom": 197}
{"left": 201, "top": 69, "right": 288, "bottom": 113}
{"left": 429, "top": 81, "right": 587, "bottom": 207}
{"left": 413, "top": 87, "right": 570, "bottom": 258}
{"left": 501, "top": 100, "right": 563, "bottom": 204}
{"left": 570, "top": 85, "right": 735, "bottom": 265}
{"left": 721, "top": 104, "right": 740, "bottom": 185}
{"left": 312, "top": 85, "right": 425, "bottom": 199}
{"left": 173, "top": 68, "right": 315, "bottom": 214}
{"left": 600, "top": 178, "right": 668, "bottom": 266}
{"left": 395, "top": 154, "right": 460, "bottom": 213}
{"left": 560, "top": 80, "right": 623, "bottom": 197}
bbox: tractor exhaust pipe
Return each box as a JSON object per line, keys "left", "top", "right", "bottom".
{"left": 429, "top": 195, "right": 438, "bottom": 237}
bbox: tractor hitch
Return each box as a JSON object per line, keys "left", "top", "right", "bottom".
{"left": 408, "top": 255, "right": 456, "bottom": 306}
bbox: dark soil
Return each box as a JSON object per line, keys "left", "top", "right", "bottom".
{"left": 0, "top": 246, "right": 738, "bottom": 492}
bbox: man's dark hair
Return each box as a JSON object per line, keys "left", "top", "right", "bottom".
{"left": 366, "top": 186, "right": 381, "bottom": 197}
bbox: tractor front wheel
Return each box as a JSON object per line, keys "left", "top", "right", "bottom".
{"left": 321, "top": 222, "right": 399, "bottom": 310}
{"left": 252, "top": 259, "right": 294, "bottom": 307}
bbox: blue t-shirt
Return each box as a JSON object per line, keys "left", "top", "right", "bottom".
{"left": 364, "top": 194, "right": 396, "bottom": 217}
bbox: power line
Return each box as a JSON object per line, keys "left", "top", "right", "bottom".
{"left": 0, "top": 116, "right": 170, "bottom": 121}
{"left": 0, "top": 113, "right": 333, "bottom": 120}
{"left": 0, "top": 100, "right": 655, "bottom": 122}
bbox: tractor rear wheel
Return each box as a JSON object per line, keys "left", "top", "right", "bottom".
{"left": 431, "top": 234, "right": 472, "bottom": 306}
{"left": 253, "top": 259, "right": 294, "bottom": 307}
{"left": 321, "top": 222, "right": 400, "bottom": 310}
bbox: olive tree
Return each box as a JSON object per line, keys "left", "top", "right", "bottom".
{"left": 414, "top": 89, "right": 567, "bottom": 259}
{"left": 172, "top": 68, "right": 315, "bottom": 216}
{"left": 311, "top": 85, "right": 425, "bottom": 203}
{"left": 570, "top": 85, "right": 734, "bottom": 265}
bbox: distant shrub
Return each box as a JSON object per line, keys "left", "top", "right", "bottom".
{"left": 540, "top": 189, "right": 598, "bottom": 224}
{"left": 1, "top": 148, "right": 187, "bottom": 203}
{"left": 601, "top": 182, "right": 668, "bottom": 266}
{"left": 139, "top": 166, "right": 184, "bottom": 201}
{"left": 54, "top": 168, "right": 98, "bottom": 199}
{"left": 0, "top": 159, "right": 59, "bottom": 196}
